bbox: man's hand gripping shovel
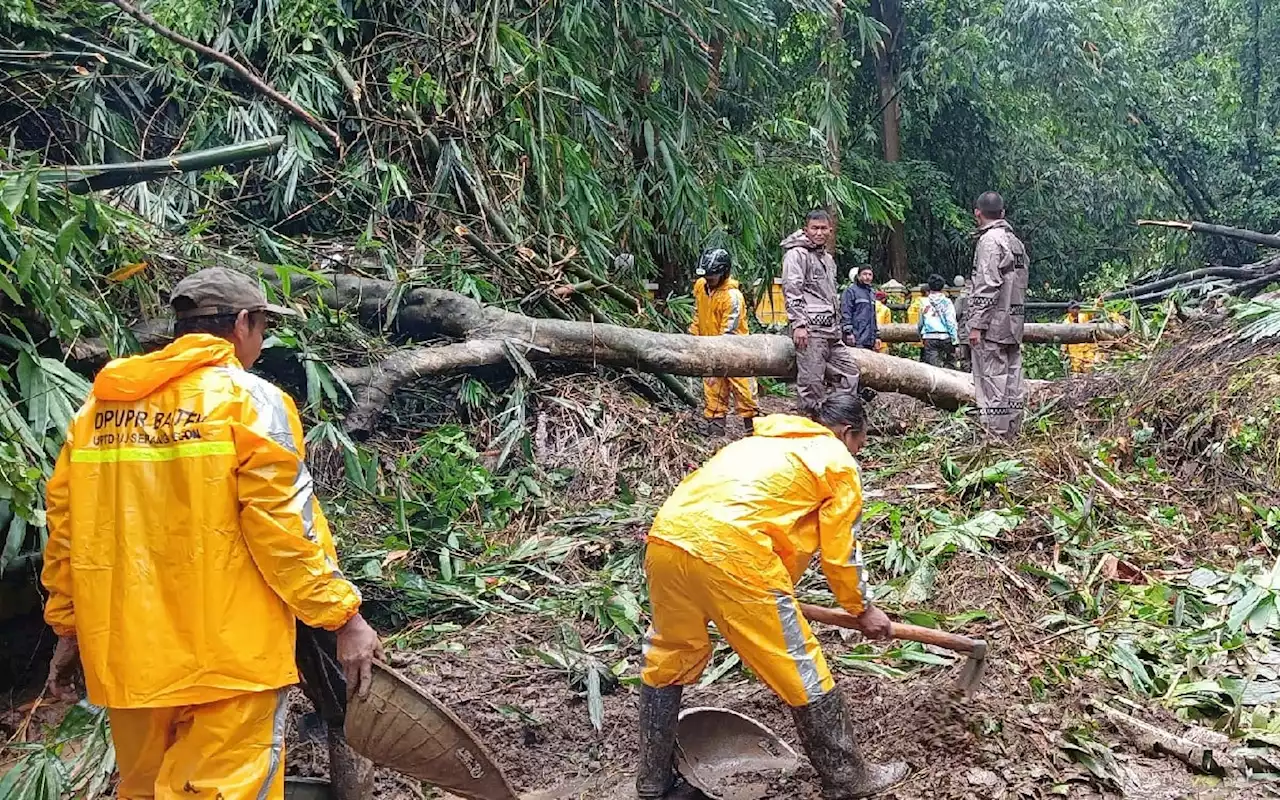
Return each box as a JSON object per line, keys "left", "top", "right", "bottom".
{"left": 798, "top": 603, "right": 989, "bottom": 697}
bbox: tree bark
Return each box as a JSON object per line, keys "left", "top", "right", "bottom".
{"left": 67, "top": 275, "right": 1030, "bottom": 438}
{"left": 871, "top": 0, "right": 908, "bottom": 282}
{"left": 877, "top": 322, "right": 1127, "bottom": 344}
{"left": 1137, "top": 219, "right": 1280, "bottom": 251}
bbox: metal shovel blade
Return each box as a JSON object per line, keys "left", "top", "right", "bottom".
{"left": 675, "top": 707, "right": 801, "bottom": 799}
{"left": 344, "top": 662, "right": 521, "bottom": 800}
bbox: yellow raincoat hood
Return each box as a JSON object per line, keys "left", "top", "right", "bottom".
{"left": 42, "top": 334, "right": 361, "bottom": 709}
{"left": 93, "top": 334, "right": 239, "bottom": 402}
{"left": 648, "top": 413, "right": 868, "bottom": 615}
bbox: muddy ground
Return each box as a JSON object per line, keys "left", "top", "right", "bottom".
{"left": 283, "top": 602, "right": 1278, "bottom": 800}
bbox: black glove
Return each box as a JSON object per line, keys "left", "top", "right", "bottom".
{"left": 858, "top": 386, "right": 878, "bottom": 404}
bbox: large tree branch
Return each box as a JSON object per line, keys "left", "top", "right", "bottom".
{"left": 69, "top": 277, "right": 1074, "bottom": 438}
{"left": 105, "top": 0, "right": 342, "bottom": 153}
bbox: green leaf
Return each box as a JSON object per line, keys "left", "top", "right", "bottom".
{"left": 1109, "top": 641, "right": 1152, "bottom": 695}
{"left": 1227, "top": 585, "right": 1269, "bottom": 633}
{"left": 586, "top": 666, "right": 604, "bottom": 731}
{"left": 54, "top": 214, "right": 81, "bottom": 262}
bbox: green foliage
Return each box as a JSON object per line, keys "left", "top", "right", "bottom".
{"left": 0, "top": 172, "right": 140, "bottom": 572}
{"left": 0, "top": 703, "right": 116, "bottom": 800}
{"left": 1233, "top": 297, "right": 1280, "bottom": 343}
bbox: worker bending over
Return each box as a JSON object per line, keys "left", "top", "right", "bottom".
{"left": 781, "top": 210, "right": 861, "bottom": 407}
{"left": 689, "top": 248, "right": 758, "bottom": 433}
{"left": 637, "top": 394, "right": 908, "bottom": 799}
{"left": 42, "top": 267, "right": 382, "bottom": 800}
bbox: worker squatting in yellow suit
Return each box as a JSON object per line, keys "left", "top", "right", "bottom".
{"left": 42, "top": 335, "right": 362, "bottom": 799}
{"left": 690, "top": 276, "right": 758, "bottom": 419}
{"left": 641, "top": 414, "right": 866, "bottom": 706}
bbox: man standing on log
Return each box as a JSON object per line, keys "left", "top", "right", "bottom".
{"left": 41, "top": 267, "right": 383, "bottom": 799}
{"left": 967, "top": 192, "right": 1029, "bottom": 438}
{"left": 781, "top": 210, "right": 861, "bottom": 407}
{"left": 689, "top": 247, "right": 758, "bottom": 434}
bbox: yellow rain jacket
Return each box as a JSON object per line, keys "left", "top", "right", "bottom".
{"left": 647, "top": 414, "right": 867, "bottom": 613}
{"left": 906, "top": 294, "right": 925, "bottom": 349}
{"left": 875, "top": 301, "right": 892, "bottom": 352}
{"left": 689, "top": 277, "right": 757, "bottom": 419}
{"left": 689, "top": 277, "right": 749, "bottom": 336}
{"left": 42, "top": 334, "right": 361, "bottom": 709}
{"left": 642, "top": 414, "right": 867, "bottom": 706}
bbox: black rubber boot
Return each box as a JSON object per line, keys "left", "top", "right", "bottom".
{"left": 698, "top": 417, "right": 727, "bottom": 437}
{"left": 742, "top": 416, "right": 755, "bottom": 434}
{"left": 636, "top": 684, "right": 684, "bottom": 799}
{"left": 791, "top": 690, "right": 908, "bottom": 799}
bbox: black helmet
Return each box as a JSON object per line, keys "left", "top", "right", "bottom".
{"left": 696, "top": 248, "right": 732, "bottom": 278}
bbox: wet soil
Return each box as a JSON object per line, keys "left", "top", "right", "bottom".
{"left": 341, "top": 612, "right": 1279, "bottom": 800}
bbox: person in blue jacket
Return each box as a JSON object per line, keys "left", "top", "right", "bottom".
{"left": 841, "top": 265, "right": 879, "bottom": 350}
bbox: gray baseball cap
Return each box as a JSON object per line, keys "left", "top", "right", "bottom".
{"left": 169, "top": 267, "right": 295, "bottom": 319}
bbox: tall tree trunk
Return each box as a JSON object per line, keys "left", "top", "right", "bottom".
{"left": 825, "top": 4, "right": 844, "bottom": 255}
{"left": 871, "top": 0, "right": 908, "bottom": 282}
{"left": 1242, "top": 0, "right": 1263, "bottom": 176}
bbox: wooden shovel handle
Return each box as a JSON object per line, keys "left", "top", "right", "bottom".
{"left": 888, "top": 621, "right": 978, "bottom": 655}
{"left": 798, "top": 602, "right": 978, "bottom": 655}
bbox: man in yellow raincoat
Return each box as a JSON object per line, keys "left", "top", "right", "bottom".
{"left": 874, "top": 290, "right": 892, "bottom": 353}
{"left": 1063, "top": 300, "right": 1099, "bottom": 374}
{"left": 637, "top": 394, "right": 908, "bottom": 799}
{"left": 41, "top": 267, "right": 383, "bottom": 800}
{"left": 689, "top": 248, "right": 758, "bottom": 433}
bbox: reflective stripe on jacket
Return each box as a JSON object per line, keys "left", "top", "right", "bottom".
{"left": 967, "top": 219, "right": 1029, "bottom": 345}
{"left": 689, "top": 277, "right": 749, "bottom": 336}
{"left": 646, "top": 414, "right": 867, "bottom": 615}
{"left": 41, "top": 334, "right": 361, "bottom": 709}
{"left": 840, "top": 283, "right": 877, "bottom": 348}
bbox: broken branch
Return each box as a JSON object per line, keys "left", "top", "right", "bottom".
{"left": 104, "top": 0, "right": 342, "bottom": 153}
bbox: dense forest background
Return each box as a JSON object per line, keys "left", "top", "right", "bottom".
{"left": 4, "top": 3, "right": 1280, "bottom": 797}
{"left": 4, "top": 0, "right": 1278, "bottom": 304}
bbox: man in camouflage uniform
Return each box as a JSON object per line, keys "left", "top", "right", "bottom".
{"left": 967, "top": 192, "right": 1029, "bottom": 439}
{"left": 781, "top": 210, "right": 861, "bottom": 408}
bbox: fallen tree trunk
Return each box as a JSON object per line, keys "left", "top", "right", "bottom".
{"left": 68, "top": 275, "right": 992, "bottom": 437}
{"left": 1104, "top": 266, "right": 1269, "bottom": 301}
{"left": 877, "top": 322, "right": 1127, "bottom": 344}
{"left": 1138, "top": 219, "right": 1280, "bottom": 250}
{"left": 21, "top": 136, "right": 284, "bottom": 193}
{"left": 327, "top": 286, "right": 982, "bottom": 436}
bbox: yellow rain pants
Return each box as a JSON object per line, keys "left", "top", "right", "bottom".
{"left": 641, "top": 414, "right": 867, "bottom": 707}
{"left": 109, "top": 689, "right": 288, "bottom": 800}
{"left": 642, "top": 541, "right": 835, "bottom": 707}
{"left": 702, "top": 377, "right": 759, "bottom": 419}
{"left": 689, "top": 276, "right": 758, "bottom": 420}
